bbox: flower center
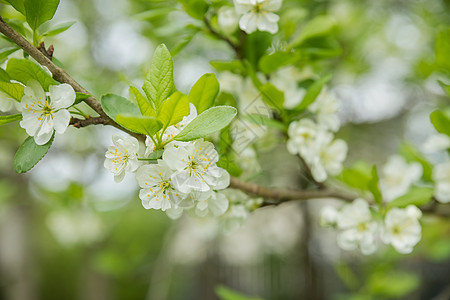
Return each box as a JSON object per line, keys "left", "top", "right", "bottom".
{"left": 357, "top": 222, "right": 367, "bottom": 232}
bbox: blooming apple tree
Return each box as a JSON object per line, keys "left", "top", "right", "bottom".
{"left": 0, "top": 0, "right": 449, "bottom": 260}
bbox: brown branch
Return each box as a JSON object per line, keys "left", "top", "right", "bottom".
{"left": 70, "top": 116, "right": 106, "bottom": 128}
{"left": 0, "top": 16, "right": 144, "bottom": 141}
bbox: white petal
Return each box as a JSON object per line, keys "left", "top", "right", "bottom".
{"left": 239, "top": 13, "right": 258, "bottom": 34}
{"left": 24, "top": 80, "right": 46, "bottom": 102}
{"left": 49, "top": 84, "right": 76, "bottom": 109}
{"left": 53, "top": 109, "right": 71, "bottom": 134}
{"left": 20, "top": 113, "right": 41, "bottom": 136}
{"left": 114, "top": 171, "right": 125, "bottom": 183}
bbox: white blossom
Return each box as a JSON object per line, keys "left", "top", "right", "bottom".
{"left": 320, "top": 205, "right": 339, "bottom": 227}
{"left": 422, "top": 133, "right": 450, "bottom": 153}
{"left": 136, "top": 162, "right": 184, "bottom": 211}
{"left": 286, "top": 118, "right": 320, "bottom": 156}
{"left": 163, "top": 140, "right": 230, "bottom": 193}
{"left": 433, "top": 161, "right": 450, "bottom": 203}
{"left": 104, "top": 134, "right": 140, "bottom": 182}
{"left": 271, "top": 66, "right": 306, "bottom": 109}
{"left": 195, "top": 190, "right": 229, "bottom": 217}
{"left": 218, "top": 6, "right": 239, "bottom": 34}
{"left": 336, "top": 198, "right": 378, "bottom": 255}
{"left": 308, "top": 88, "right": 341, "bottom": 132}
{"left": 0, "top": 90, "right": 16, "bottom": 112}
{"left": 234, "top": 0, "right": 282, "bottom": 34}
{"left": 379, "top": 155, "right": 422, "bottom": 202}
{"left": 19, "top": 80, "right": 75, "bottom": 145}
{"left": 381, "top": 205, "right": 422, "bottom": 254}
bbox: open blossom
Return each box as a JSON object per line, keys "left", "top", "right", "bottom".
{"left": 308, "top": 88, "right": 341, "bottom": 132}
{"left": 136, "top": 162, "right": 184, "bottom": 211}
{"left": 19, "top": 80, "right": 75, "bottom": 145}
{"left": 195, "top": 190, "right": 229, "bottom": 217}
{"left": 422, "top": 133, "right": 450, "bottom": 153}
{"left": 145, "top": 103, "right": 197, "bottom": 156}
{"left": 320, "top": 205, "right": 339, "bottom": 227}
{"left": 286, "top": 118, "right": 320, "bottom": 156}
{"left": 381, "top": 205, "right": 422, "bottom": 254}
{"left": 271, "top": 66, "right": 306, "bottom": 109}
{"left": 433, "top": 161, "right": 450, "bottom": 203}
{"left": 336, "top": 199, "right": 378, "bottom": 255}
{"left": 234, "top": 0, "right": 282, "bottom": 34}
{"left": 218, "top": 6, "right": 239, "bottom": 34}
{"left": 379, "top": 155, "right": 422, "bottom": 202}
{"left": 163, "top": 140, "right": 230, "bottom": 193}
{"left": 104, "top": 134, "right": 140, "bottom": 182}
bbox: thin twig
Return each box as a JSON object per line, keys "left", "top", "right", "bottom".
{"left": 203, "top": 17, "right": 242, "bottom": 59}
{"left": 70, "top": 116, "right": 106, "bottom": 128}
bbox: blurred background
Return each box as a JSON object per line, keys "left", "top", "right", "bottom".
{"left": 0, "top": 0, "right": 450, "bottom": 299}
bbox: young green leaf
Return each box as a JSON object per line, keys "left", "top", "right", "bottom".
{"left": 215, "top": 285, "right": 263, "bottom": 300}
{"left": 340, "top": 167, "right": 371, "bottom": 191}
{"left": 387, "top": 187, "right": 434, "bottom": 209}
{"left": 175, "top": 106, "right": 237, "bottom": 141}
{"left": 143, "top": 44, "right": 176, "bottom": 113}
{"left": 24, "top": 0, "right": 60, "bottom": 30}
{"left": 100, "top": 94, "right": 140, "bottom": 120}
{"left": 0, "top": 82, "right": 25, "bottom": 101}
{"left": 259, "top": 82, "right": 284, "bottom": 110}
{"left": 73, "top": 92, "right": 91, "bottom": 105}
{"left": 6, "top": 58, "right": 56, "bottom": 90}
{"left": 368, "top": 166, "right": 382, "bottom": 205}
{"left": 178, "top": 0, "right": 208, "bottom": 20}
{"left": 0, "top": 68, "right": 10, "bottom": 82}
{"left": 115, "top": 114, "right": 162, "bottom": 136}
{"left": 0, "top": 114, "right": 22, "bottom": 126}
{"left": 0, "top": 46, "right": 20, "bottom": 63}
{"left": 13, "top": 135, "right": 54, "bottom": 173}
{"left": 438, "top": 80, "right": 450, "bottom": 98}
{"left": 400, "top": 143, "right": 433, "bottom": 182}
{"left": 130, "top": 86, "right": 155, "bottom": 117}
{"left": 158, "top": 91, "right": 190, "bottom": 128}
{"left": 41, "top": 21, "right": 76, "bottom": 37}
{"left": 430, "top": 110, "right": 450, "bottom": 136}
{"left": 189, "top": 73, "right": 220, "bottom": 114}
{"left": 259, "top": 51, "right": 301, "bottom": 74}
{"left": 435, "top": 28, "right": 450, "bottom": 71}
{"left": 295, "top": 74, "right": 332, "bottom": 111}
{"left": 290, "top": 16, "right": 336, "bottom": 48}
{"left": 210, "top": 60, "right": 245, "bottom": 74}
{"left": 4, "top": 0, "right": 26, "bottom": 15}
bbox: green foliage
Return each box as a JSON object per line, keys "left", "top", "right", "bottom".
{"left": 435, "top": 27, "right": 450, "bottom": 72}
{"left": 0, "top": 68, "right": 10, "bottom": 82}
{"left": 368, "top": 166, "right": 382, "bottom": 205}
{"left": 295, "top": 74, "right": 332, "bottom": 111}
{"left": 0, "top": 46, "right": 20, "bottom": 63}
{"left": 0, "top": 81, "right": 24, "bottom": 101}
{"left": 430, "top": 109, "right": 450, "bottom": 136}
{"left": 175, "top": 106, "right": 237, "bottom": 141}
{"left": 400, "top": 143, "right": 433, "bottom": 182}
{"left": 177, "top": 0, "right": 208, "bottom": 20}
{"left": 387, "top": 187, "right": 434, "bottom": 209}
{"left": 340, "top": 162, "right": 372, "bottom": 191}
{"left": 244, "top": 32, "right": 272, "bottom": 69}
{"left": 157, "top": 91, "right": 190, "bottom": 128}
{"left": 259, "top": 82, "right": 285, "bottom": 110}
{"left": 188, "top": 73, "right": 220, "bottom": 114}
{"left": 0, "top": 114, "right": 22, "bottom": 126}
{"left": 217, "top": 156, "right": 243, "bottom": 177}
{"left": 143, "top": 44, "right": 176, "bottom": 113}
{"left": 73, "top": 92, "right": 91, "bottom": 105}
{"left": 24, "top": 0, "right": 60, "bottom": 30}
{"left": 259, "top": 51, "right": 301, "bottom": 74}
{"left": 438, "top": 80, "right": 450, "bottom": 97}
{"left": 245, "top": 114, "right": 286, "bottom": 131}
{"left": 115, "top": 115, "right": 162, "bottom": 136}
{"left": 40, "top": 21, "right": 76, "bottom": 37}
{"left": 4, "top": 0, "right": 26, "bottom": 15}
{"left": 216, "top": 285, "right": 263, "bottom": 300}
{"left": 367, "top": 271, "right": 419, "bottom": 298}
{"left": 290, "top": 15, "right": 337, "bottom": 48}
{"left": 130, "top": 86, "right": 155, "bottom": 117}
{"left": 210, "top": 60, "right": 246, "bottom": 74}
{"left": 100, "top": 94, "right": 140, "bottom": 120}
{"left": 6, "top": 58, "right": 56, "bottom": 90}
{"left": 13, "top": 135, "right": 54, "bottom": 173}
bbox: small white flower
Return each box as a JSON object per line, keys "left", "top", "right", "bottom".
{"left": 379, "top": 155, "right": 422, "bottom": 202}
{"left": 381, "top": 205, "right": 422, "bottom": 254}
{"left": 422, "top": 133, "right": 450, "bottom": 153}
{"left": 218, "top": 6, "right": 239, "bottom": 34}
{"left": 306, "top": 131, "right": 348, "bottom": 182}
{"left": 286, "top": 118, "right": 320, "bottom": 156}
{"left": 195, "top": 190, "right": 229, "bottom": 217}
{"left": 271, "top": 66, "right": 306, "bottom": 109}
{"left": 104, "top": 134, "right": 140, "bottom": 182}
{"left": 336, "top": 199, "right": 378, "bottom": 255}
{"left": 433, "top": 161, "right": 450, "bottom": 203}
{"left": 0, "top": 90, "right": 16, "bottom": 112}
{"left": 308, "top": 88, "right": 341, "bottom": 132}
{"left": 19, "top": 80, "right": 75, "bottom": 145}
{"left": 163, "top": 140, "right": 230, "bottom": 193}
{"left": 320, "top": 205, "right": 339, "bottom": 227}
{"left": 136, "top": 162, "right": 184, "bottom": 211}
{"left": 234, "top": 0, "right": 282, "bottom": 34}
{"left": 145, "top": 103, "right": 197, "bottom": 156}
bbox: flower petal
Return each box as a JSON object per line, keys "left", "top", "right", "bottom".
{"left": 49, "top": 84, "right": 76, "bottom": 110}
{"left": 53, "top": 109, "right": 71, "bottom": 134}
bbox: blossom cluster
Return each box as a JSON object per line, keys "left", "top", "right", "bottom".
{"left": 287, "top": 89, "right": 347, "bottom": 182}
{"left": 321, "top": 199, "right": 422, "bottom": 254}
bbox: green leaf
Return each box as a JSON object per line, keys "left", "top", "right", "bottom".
{"left": 175, "top": 106, "right": 237, "bottom": 141}
{"left": 216, "top": 285, "right": 263, "bottom": 300}
{"left": 259, "top": 51, "right": 301, "bottom": 74}
{"left": 130, "top": 86, "right": 155, "bottom": 117}
{"left": 147, "top": 149, "right": 164, "bottom": 160}
{"left": 340, "top": 164, "right": 372, "bottom": 191}
{"left": 189, "top": 73, "right": 220, "bottom": 114}
{"left": 217, "top": 156, "right": 243, "bottom": 177}
{"left": 115, "top": 115, "right": 162, "bottom": 136}
{"left": 290, "top": 16, "right": 337, "bottom": 48}
{"left": 178, "top": 0, "right": 208, "bottom": 20}
{"left": 158, "top": 91, "right": 190, "bottom": 128}
{"left": 430, "top": 110, "right": 450, "bottom": 136}
{"left": 295, "top": 74, "right": 332, "bottom": 111}
{"left": 24, "top": 0, "right": 60, "bottom": 30}
{"left": 41, "top": 21, "right": 76, "bottom": 37}
{"left": 210, "top": 60, "right": 245, "bottom": 74}
{"left": 13, "top": 135, "right": 54, "bottom": 173}
{"left": 0, "top": 46, "right": 20, "bottom": 63}
{"left": 244, "top": 114, "right": 286, "bottom": 131}
{"left": 0, "top": 68, "right": 10, "bottom": 82}
{"left": 4, "top": 0, "right": 25, "bottom": 15}
{"left": 368, "top": 271, "right": 419, "bottom": 298}
{"left": 438, "top": 80, "right": 450, "bottom": 97}
{"left": 259, "top": 82, "right": 284, "bottom": 110}
{"left": 0, "top": 114, "right": 22, "bottom": 126}
{"left": 400, "top": 143, "right": 433, "bottom": 182}
{"left": 73, "top": 92, "right": 91, "bottom": 105}
{"left": 368, "top": 166, "right": 382, "bottom": 205}
{"left": 244, "top": 31, "right": 272, "bottom": 69}
{"left": 6, "top": 58, "right": 56, "bottom": 90}
{"left": 0, "top": 81, "right": 24, "bottom": 101}
{"left": 100, "top": 94, "right": 140, "bottom": 120}
{"left": 435, "top": 27, "right": 450, "bottom": 71}
{"left": 387, "top": 187, "right": 434, "bottom": 209}
{"left": 143, "top": 44, "right": 176, "bottom": 113}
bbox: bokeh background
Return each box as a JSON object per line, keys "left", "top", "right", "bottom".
{"left": 0, "top": 0, "right": 450, "bottom": 299}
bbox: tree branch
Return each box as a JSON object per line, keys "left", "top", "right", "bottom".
{"left": 203, "top": 17, "right": 242, "bottom": 59}
{"left": 70, "top": 116, "right": 106, "bottom": 128}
